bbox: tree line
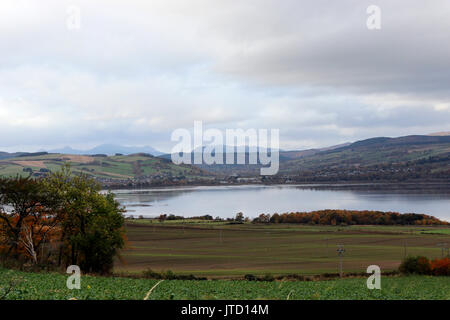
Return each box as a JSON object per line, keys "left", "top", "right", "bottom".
{"left": 253, "top": 209, "right": 448, "bottom": 225}
{"left": 0, "top": 165, "right": 125, "bottom": 274}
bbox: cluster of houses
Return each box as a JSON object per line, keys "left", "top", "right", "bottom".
{"left": 21, "top": 165, "right": 265, "bottom": 188}
{"left": 22, "top": 167, "right": 51, "bottom": 178}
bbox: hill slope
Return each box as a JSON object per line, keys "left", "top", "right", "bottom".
{"left": 1, "top": 135, "right": 449, "bottom": 184}
{"left": 182, "top": 135, "right": 450, "bottom": 181}
{"left": 0, "top": 153, "right": 210, "bottom": 185}
{"left": 276, "top": 135, "right": 450, "bottom": 182}
{"left": 47, "top": 144, "right": 164, "bottom": 156}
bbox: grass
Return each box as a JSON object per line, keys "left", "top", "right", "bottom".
{"left": 116, "top": 221, "right": 450, "bottom": 277}
{"left": 0, "top": 268, "right": 158, "bottom": 300}
{"left": 420, "top": 229, "right": 450, "bottom": 235}
{"left": 0, "top": 268, "right": 448, "bottom": 300}
{"left": 1, "top": 222, "right": 449, "bottom": 300}
{"left": 0, "top": 164, "right": 28, "bottom": 177}
{"left": 0, "top": 154, "right": 205, "bottom": 180}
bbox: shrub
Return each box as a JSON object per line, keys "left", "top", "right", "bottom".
{"left": 430, "top": 258, "right": 450, "bottom": 276}
{"left": 262, "top": 273, "right": 274, "bottom": 282}
{"left": 399, "top": 256, "right": 431, "bottom": 275}
{"left": 142, "top": 268, "right": 163, "bottom": 279}
{"left": 141, "top": 269, "right": 205, "bottom": 280}
{"left": 164, "top": 270, "right": 176, "bottom": 280}
{"left": 244, "top": 274, "right": 257, "bottom": 281}
{"left": 244, "top": 273, "right": 275, "bottom": 281}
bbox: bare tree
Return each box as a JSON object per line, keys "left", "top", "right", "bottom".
{"left": 19, "top": 224, "right": 37, "bottom": 264}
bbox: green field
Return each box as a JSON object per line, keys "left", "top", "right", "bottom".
{"left": 117, "top": 221, "right": 450, "bottom": 277}
{"left": 0, "top": 268, "right": 448, "bottom": 300}
{"left": 2, "top": 222, "right": 450, "bottom": 300}
{"left": 0, "top": 153, "right": 206, "bottom": 180}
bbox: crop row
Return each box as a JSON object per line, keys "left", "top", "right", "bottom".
{"left": 0, "top": 268, "right": 448, "bottom": 300}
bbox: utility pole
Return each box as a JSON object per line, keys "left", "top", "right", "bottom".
{"left": 436, "top": 242, "right": 448, "bottom": 258}
{"left": 337, "top": 245, "right": 345, "bottom": 278}
{"left": 403, "top": 240, "right": 407, "bottom": 258}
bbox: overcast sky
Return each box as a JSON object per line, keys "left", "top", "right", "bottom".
{"left": 1, "top": 0, "right": 449, "bottom": 152}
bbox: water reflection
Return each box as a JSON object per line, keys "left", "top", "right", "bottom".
{"left": 110, "top": 184, "right": 450, "bottom": 222}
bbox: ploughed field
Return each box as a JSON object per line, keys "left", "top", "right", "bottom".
{"left": 116, "top": 220, "right": 450, "bottom": 277}
{"left": 0, "top": 268, "right": 449, "bottom": 300}
{"left": 0, "top": 153, "right": 204, "bottom": 180}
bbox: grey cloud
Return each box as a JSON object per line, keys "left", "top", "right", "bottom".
{"left": 0, "top": 0, "right": 449, "bottom": 152}
{"left": 212, "top": 1, "right": 450, "bottom": 98}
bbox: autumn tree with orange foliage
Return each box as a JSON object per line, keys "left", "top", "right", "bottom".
{"left": 399, "top": 256, "right": 449, "bottom": 276}
{"left": 0, "top": 166, "right": 126, "bottom": 274}
{"left": 0, "top": 177, "right": 63, "bottom": 265}
{"left": 430, "top": 257, "right": 450, "bottom": 276}
{"left": 263, "top": 210, "right": 448, "bottom": 226}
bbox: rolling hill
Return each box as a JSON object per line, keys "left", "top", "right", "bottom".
{"left": 47, "top": 144, "right": 164, "bottom": 156}
{"left": 1, "top": 135, "right": 449, "bottom": 184}
{"left": 273, "top": 135, "right": 450, "bottom": 182}
{"left": 0, "top": 153, "right": 209, "bottom": 185}
{"left": 280, "top": 135, "right": 450, "bottom": 171}
{"left": 173, "top": 135, "right": 450, "bottom": 181}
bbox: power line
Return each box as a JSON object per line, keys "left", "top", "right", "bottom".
{"left": 337, "top": 244, "right": 345, "bottom": 278}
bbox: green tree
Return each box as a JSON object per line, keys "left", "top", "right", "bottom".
{"left": 235, "top": 212, "right": 244, "bottom": 223}
{"left": 43, "top": 165, "right": 126, "bottom": 274}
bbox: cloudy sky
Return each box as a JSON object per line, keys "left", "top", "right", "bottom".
{"left": 1, "top": 0, "right": 449, "bottom": 152}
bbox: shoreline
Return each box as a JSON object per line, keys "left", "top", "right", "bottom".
{"left": 104, "top": 181, "right": 450, "bottom": 192}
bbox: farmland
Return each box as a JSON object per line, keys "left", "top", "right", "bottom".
{"left": 0, "top": 268, "right": 448, "bottom": 300}
{"left": 0, "top": 153, "right": 206, "bottom": 182}
{"left": 116, "top": 220, "right": 450, "bottom": 277}
{"left": 1, "top": 210, "right": 450, "bottom": 301}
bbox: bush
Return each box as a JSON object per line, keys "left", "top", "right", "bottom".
{"left": 142, "top": 268, "right": 163, "bottom": 279}
{"left": 244, "top": 273, "right": 275, "bottom": 281}
{"left": 244, "top": 274, "right": 257, "bottom": 281}
{"left": 164, "top": 270, "right": 176, "bottom": 280}
{"left": 430, "top": 258, "right": 450, "bottom": 276}
{"left": 262, "top": 273, "right": 274, "bottom": 282}
{"left": 399, "top": 256, "right": 431, "bottom": 275}
{"left": 141, "top": 268, "right": 205, "bottom": 280}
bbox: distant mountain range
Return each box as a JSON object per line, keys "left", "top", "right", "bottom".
{"left": 158, "top": 145, "right": 281, "bottom": 161}
{"left": 0, "top": 134, "right": 449, "bottom": 183}
{"left": 176, "top": 135, "right": 450, "bottom": 180}
{"left": 46, "top": 144, "right": 164, "bottom": 156}
{"left": 159, "top": 141, "right": 352, "bottom": 163}
{"left": 0, "top": 152, "right": 29, "bottom": 160}
{"left": 428, "top": 131, "right": 450, "bottom": 136}
{"left": 0, "top": 144, "right": 164, "bottom": 160}
{"left": 272, "top": 134, "right": 450, "bottom": 182}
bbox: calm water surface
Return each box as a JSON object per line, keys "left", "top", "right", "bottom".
{"left": 111, "top": 184, "right": 450, "bottom": 222}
